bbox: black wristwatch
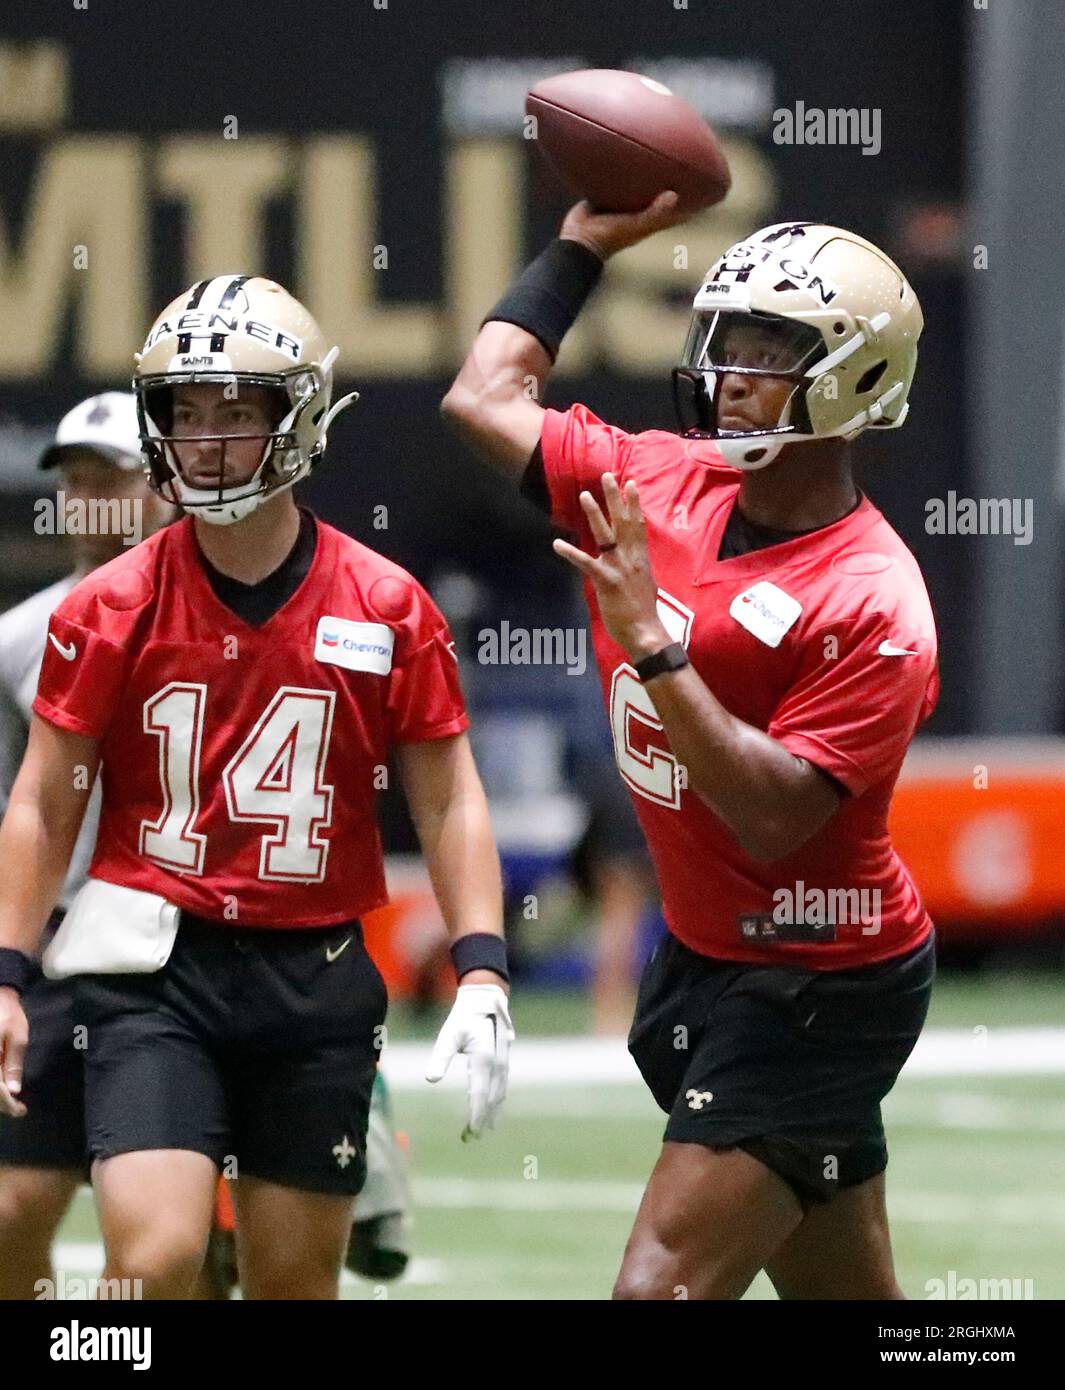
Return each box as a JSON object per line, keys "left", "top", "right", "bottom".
{"left": 634, "top": 642, "right": 689, "bottom": 683}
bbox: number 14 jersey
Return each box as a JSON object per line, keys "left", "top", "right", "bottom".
{"left": 34, "top": 515, "right": 468, "bottom": 927}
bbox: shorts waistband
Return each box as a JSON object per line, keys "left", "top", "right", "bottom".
{"left": 177, "top": 910, "right": 362, "bottom": 946}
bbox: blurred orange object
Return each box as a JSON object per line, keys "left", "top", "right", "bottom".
{"left": 214, "top": 1176, "right": 235, "bottom": 1233}
{"left": 890, "top": 738, "right": 1065, "bottom": 931}
{"left": 362, "top": 856, "right": 451, "bottom": 999}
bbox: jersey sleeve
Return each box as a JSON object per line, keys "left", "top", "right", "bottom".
{"left": 32, "top": 605, "right": 130, "bottom": 740}
{"left": 539, "top": 404, "right": 635, "bottom": 532}
{"left": 767, "top": 610, "right": 940, "bottom": 798}
{"left": 386, "top": 589, "right": 469, "bottom": 745}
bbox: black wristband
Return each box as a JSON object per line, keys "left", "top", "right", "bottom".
{"left": 482, "top": 238, "right": 604, "bottom": 362}
{"left": 450, "top": 933, "right": 509, "bottom": 984}
{"left": 0, "top": 947, "right": 34, "bottom": 995}
{"left": 634, "top": 642, "right": 690, "bottom": 684}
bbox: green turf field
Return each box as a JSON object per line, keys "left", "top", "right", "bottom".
{"left": 53, "top": 971, "right": 1064, "bottom": 1300}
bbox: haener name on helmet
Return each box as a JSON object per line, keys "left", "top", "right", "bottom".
{"left": 144, "top": 315, "right": 302, "bottom": 360}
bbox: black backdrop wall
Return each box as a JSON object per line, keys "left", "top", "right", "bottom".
{"left": 1, "top": 0, "right": 966, "bottom": 730}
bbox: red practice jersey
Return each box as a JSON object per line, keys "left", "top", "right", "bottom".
{"left": 541, "top": 405, "right": 939, "bottom": 969}
{"left": 34, "top": 516, "right": 467, "bottom": 927}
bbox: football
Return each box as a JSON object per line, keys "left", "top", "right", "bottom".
{"left": 526, "top": 68, "right": 731, "bottom": 215}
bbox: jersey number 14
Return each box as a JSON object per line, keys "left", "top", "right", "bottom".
{"left": 139, "top": 682, "right": 336, "bottom": 882}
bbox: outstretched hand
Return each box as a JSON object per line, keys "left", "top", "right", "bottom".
{"left": 559, "top": 190, "right": 688, "bottom": 261}
{"left": 553, "top": 473, "right": 671, "bottom": 661}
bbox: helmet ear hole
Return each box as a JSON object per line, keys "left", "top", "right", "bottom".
{"left": 856, "top": 359, "right": 888, "bottom": 394}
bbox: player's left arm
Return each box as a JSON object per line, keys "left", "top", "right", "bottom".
{"left": 396, "top": 733, "right": 513, "bottom": 1138}
{"left": 555, "top": 475, "right": 844, "bottom": 864}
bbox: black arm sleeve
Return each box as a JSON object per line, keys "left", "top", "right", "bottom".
{"left": 483, "top": 239, "right": 604, "bottom": 362}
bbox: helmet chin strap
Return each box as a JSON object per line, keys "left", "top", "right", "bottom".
{"left": 711, "top": 383, "right": 831, "bottom": 469}
{"left": 715, "top": 435, "right": 790, "bottom": 470}
{"left": 184, "top": 490, "right": 266, "bottom": 526}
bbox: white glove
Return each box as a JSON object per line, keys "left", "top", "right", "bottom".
{"left": 425, "top": 983, "right": 515, "bottom": 1140}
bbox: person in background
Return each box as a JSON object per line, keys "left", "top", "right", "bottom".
{"left": 571, "top": 751, "right": 658, "bottom": 1035}
{"left": 0, "top": 392, "right": 176, "bottom": 1297}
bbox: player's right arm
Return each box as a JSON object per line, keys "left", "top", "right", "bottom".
{"left": 440, "top": 193, "right": 686, "bottom": 480}
{"left": 0, "top": 715, "right": 100, "bottom": 1115}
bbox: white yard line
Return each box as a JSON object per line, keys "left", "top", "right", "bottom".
{"left": 412, "top": 1179, "right": 1065, "bottom": 1228}
{"left": 380, "top": 1028, "right": 1065, "bottom": 1088}
{"left": 414, "top": 1178, "right": 646, "bottom": 1212}
{"left": 887, "top": 1092, "right": 1065, "bottom": 1131}
{"left": 49, "top": 1244, "right": 448, "bottom": 1288}
{"left": 51, "top": 1177, "right": 1065, "bottom": 1290}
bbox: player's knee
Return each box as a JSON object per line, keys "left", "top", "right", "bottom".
{"left": 242, "top": 1249, "right": 341, "bottom": 1300}
{"left": 844, "top": 1272, "right": 905, "bottom": 1300}
{"left": 244, "top": 1268, "right": 340, "bottom": 1299}
{"left": 770, "top": 1260, "right": 904, "bottom": 1300}
{"left": 0, "top": 1186, "right": 35, "bottom": 1236}
{"left": 104, "top": 1230, "right": 206, "bottom": 1297}
{"left": 612, "top": 1245, "right": 681, "bottom": 1301}
{"left": 0, "top": 1174, "right": 61, "bottom": 1247}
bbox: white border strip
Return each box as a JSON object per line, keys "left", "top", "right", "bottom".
{"left": 381, "top": 1029, "right": 1065, "bottom": 1088}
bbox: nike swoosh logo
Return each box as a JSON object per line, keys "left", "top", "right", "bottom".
{"left": 878, "top": 640, "right": 918, "bottom": 657}
{"left": 48, "top": 633, "right": 77, "bottom": 662}
{"left": 325, "top": 936, "right": 352, "bottom": 963}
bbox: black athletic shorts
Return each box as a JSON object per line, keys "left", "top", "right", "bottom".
{"left": 0, "top": 912, "right": 87, "bottom": 1172}
{"left": 628, "top": 929, "right": 936, "bottom": 1210}
{"left": 71, "top": 912, "right": 388, "bottom": 1196}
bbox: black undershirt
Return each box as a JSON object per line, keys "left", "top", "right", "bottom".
{"left": 519, "top": 442, "right": 553, "bottom": 515}
{"left": 197, "top": 508, "right": 318, "bottom": 626}
{"left": 717, "top": 491, "right": 862, "bottom": 560}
